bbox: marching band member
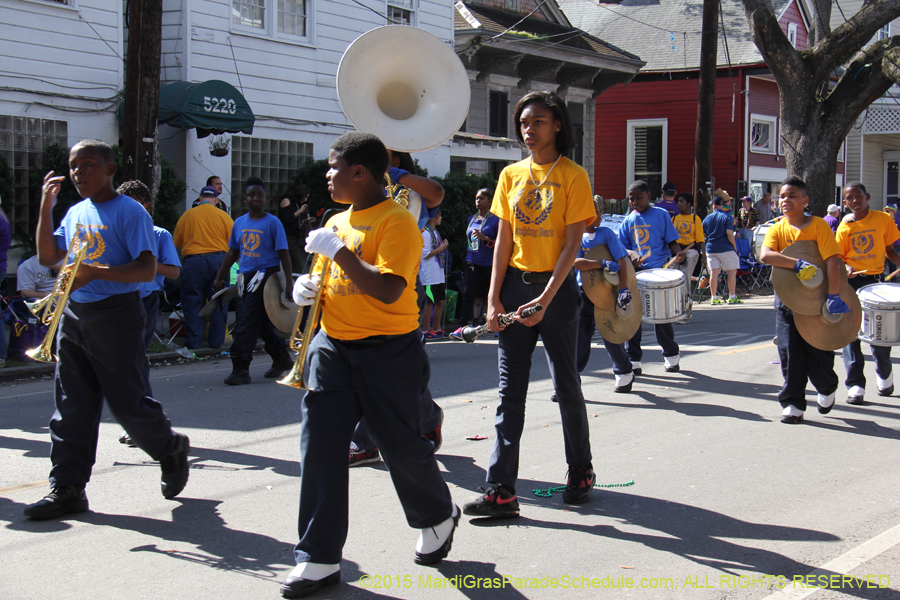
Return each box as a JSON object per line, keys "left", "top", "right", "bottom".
{"left": 283, "top": 133, "right": 457, "bottom": 598}
{"left": 617, "top": 180, "right": 685, "bottom": 374}
{"left": 462, "top": 91, "right": 597, "bottom": 519}
{"left": 760, "top": 176, "right": 848, "bottom": 423}
{"left": 835, "top": 182, "right": 900, "bottom": 404}
{"left": 24, "top": 140, "right": 189, "bottom": 520}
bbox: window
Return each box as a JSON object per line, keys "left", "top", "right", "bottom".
{"left": 230, "top": 137, "right": 313, "bottom": 216}
{"left": 489, "top": 91, "right": 508, "bottom": 138}
{"left": 626, "top": 119, "right": 667, "bottom": 194}
{"left": 387, "top": 0, "right": 416, "bottom": 25}
{"left": 567, "top": 101, "right": 584, "bottom": 166}
{"left": 788, "top": 23, "right": 797, "bottom": 48}
{"left": 750, "top": 114, "right": 777, "bottom": 154}
{"left": 886, "top": 159, "right": 899, "bottom": 207}
{"left": 232, "top": 0, "right": 310, "bottom": 40}
{"left": 0, "top": 115, "right": 68, "bottom": 236}
{"left": 878, "top": 24, "right": 891, "bottom": 41}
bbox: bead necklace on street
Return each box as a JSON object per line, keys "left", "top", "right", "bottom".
{"left": 532, "top": 479, "right": 634, "bottom": 498}
{"left": 528, "top": 154, "right": 562, "bottom": 188}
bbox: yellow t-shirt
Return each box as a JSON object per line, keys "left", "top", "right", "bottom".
{"left": 835, "top": 209, "right": 900, "bottom": 275}
{"left": 173, "top": 203, "right": 234, "bottom": 255}
{"left": 313, "top": 200, "right": 422, "bottom": 340}
{"left": 491, "top": 156, "right": 596, "bottom": 272}
{"left": 762, "top": 216, "right": 840, "bottom": 260}
{"left": 673, "top": 214, "right": 704, "bottom": 246}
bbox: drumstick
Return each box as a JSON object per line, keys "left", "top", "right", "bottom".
{"left": 886, "top": 268, "right": 900, "bottom": 281}
{"left": 663, "top": 256, "right": 678, "bottom": 269}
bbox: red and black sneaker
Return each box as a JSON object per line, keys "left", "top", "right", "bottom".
{"left": 462, "top": 483, "right": 520, "bottom": 518}
{"left": 422, "top": 408, "right": 444, "bottom": 452}
{"left": 562, "top": 464, "right": 595, "bottom": 504}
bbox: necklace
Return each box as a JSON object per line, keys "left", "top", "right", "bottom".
{"left": 528, "top": 155, "right": 562, "bottom": 188}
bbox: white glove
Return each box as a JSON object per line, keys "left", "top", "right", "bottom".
{"left": 235, "top": 273, "right": 244, "bottom": 297}
{"left": 305, "top": 228, "right": 345, "bottom": 260}
{"left": 246, "top": 270, "right": 265, "bottom": 293}
{"left": 292, "top": 273, "right": 320, "bottom": 306}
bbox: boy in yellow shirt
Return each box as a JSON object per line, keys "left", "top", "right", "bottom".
{"left": 761, "top": 176, "right": 848, "bottom": 424}
{"left": 282, "top": 132, "right": 457, "bottom": 598}
{"left": 835, "top": 182, "right": 900, "bottom": 404}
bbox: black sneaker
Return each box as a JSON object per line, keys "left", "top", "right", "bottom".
{"left": 349, "top": 447, "right": 381, "bottom": 467}
{"left": 562, "top": 464, "right": 596, "bottom": 504}
{"left": 119, "top": 431, "right": 137, "bottom": 448}
{"left": 265, "top": 362, "right": 294, "bottom": 379}
{"left": 224, "top": 370, "right": 251, "bottom": 385}
{"left": 462, "top": 483, "right": 519, "bottom": 518}
{"left": 24, "top": 485, "right": 89, "bottom": 520}
{"left": 422, "top": 408, "right": 444, "bottom": 452}
{"left": 160, "top": 433, "right": 190, "bottom": 499}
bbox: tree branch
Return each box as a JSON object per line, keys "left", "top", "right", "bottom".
{"left": 825, "top": 36, "right": 900, "bottom": 133}
{"left": 807, "top": 0, "right": 900, "bottom": 77}
{"left": 741, "top": 0, "right": 805, "bottom": 82}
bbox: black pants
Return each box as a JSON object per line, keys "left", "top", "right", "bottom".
{"left": 141, "top": 290, "right": 160, "bottom": 396}
{"left": 774, "top": 295, "right": 838, "bottom": 411}
{"left": 229, "top": 267, "right": 292, "bottom": 372}
{"left": 49, "top": 292, "right": 177, "bottom": 486}
{"left": 458, "top": 262, "right": 492, "bottom": 325}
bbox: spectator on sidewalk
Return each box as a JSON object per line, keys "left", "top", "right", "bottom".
{"left": 654, "top": 182, "right": 678, "bottom": 219}
{"left": 703, "top": 196, "right": 741, "bottom": 305}
{"left": 451, "top": 188, "right": 498, "bottom": 337}
{"left": 736, "top": 196, "right": 759, "bottom": 240}
{"left": 824, "top": 204, "right": 841, "bottom": 233}
{"left": 419, "top": 209, "right": 449, "bottom": 339}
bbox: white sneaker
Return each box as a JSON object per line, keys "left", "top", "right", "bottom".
{"left": 877, "top": 372, "right": 894, "bottom": 396}
{"left": 664, "top": 354, "right": 680, "bottom": 373}
{"left": 847, "top": 385, "right": 865, "bottom": 405}
{"left": 631, "top": 361, "right": 642, "bottom": 375}
{"left": 280, "top": 562, "right": 341, "bottom": 598}
{"left": 415, "top": 504, "right": 459, "bottom": 565}
{"left": 817, "top": 392, "right": 835, "bottom": 414}
{"left": 614, "top": 371, "right": 634, "bottom": 393}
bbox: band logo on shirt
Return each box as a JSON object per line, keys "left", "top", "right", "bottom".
{"left": 633, "top": 226, "right": 651, "bottom": 253}
{"left": 513, "top": 187, "right": 553, "bottom": 226}
{"left": 675, "top": 221, "right": 693, "bottom": 236}
{"left": 242, "top": 232, "right": 261, "bottom": 253}
{"left": 850, "top": 232, "right": 875, "bottom": 255}
{"left": 326, "top": 230, "right": 365, "bottom": 294}
{"left": 74, "top": 225, "right": 109, "bottom": 266}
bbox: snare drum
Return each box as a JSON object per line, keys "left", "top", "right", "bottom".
{"left": 635, "top": 268, "right": 687, "bottom": 324}
{"left": 752, "top": 223, "right": 772, "bottom": 262}
{"left": 858, "top": 283, "right": 900, "bottom": 346}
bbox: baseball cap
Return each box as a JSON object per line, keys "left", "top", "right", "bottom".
{"left": 662, "top": 182, "right": 676, "bottom": 193}
{"left": 712, "top": 196, "right": 724, "bottom": 206}
{"left": 885, "top": 204, "right": 898, "bottom": 213}
{"left": 200, "top": 186, "right": 218, "bottom": 197}
{"left": 740, "top": 196, "right": 752, "bottom": 203}
{"left": 826, "top": 204, "right": 840, "bottom": 213}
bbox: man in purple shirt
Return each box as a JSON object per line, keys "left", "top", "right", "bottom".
{"left": 654, "top": 181, "right": 678, "bottom": 219}
{"left": 824, "top": 204, "right": 840, "bottom": 233}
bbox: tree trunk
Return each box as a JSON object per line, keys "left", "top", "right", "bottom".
{"left": 121, "top": 0, "right": 162, "bottom": 194}
{"left": 692, "top": 0, "right": 719, "bottom": 219}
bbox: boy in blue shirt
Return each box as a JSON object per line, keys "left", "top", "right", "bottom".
{"left": 702, "top": 196, "right": 742, "bottom": 304}
{"left": 575, "top": 202, "right": 635, "bottom": 392}
{"left": 24, "top": 140, "right": 189, "bottom": 520}
{"left": 618, "top": 180, "right": 685, "bottom": 374}
{"left": 214, "top": 177, "right": 293, "bottom": 385}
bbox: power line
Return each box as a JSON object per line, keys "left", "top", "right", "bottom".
{"left": 593, "top": 1, "right": 699, "bottom": 35}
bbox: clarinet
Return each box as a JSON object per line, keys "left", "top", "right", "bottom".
{"left": 460, "top": 304, "right": 543, "bottom": 343}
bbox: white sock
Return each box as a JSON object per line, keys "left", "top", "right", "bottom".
{"left": 817, "top": 392, "right": 835, "bottom": 408}
{"left": 287, "top": 562, "right": 340, "bottom": 581}
{"left": 848, "top": 385, "right": 865, "bottom": 398}
{"left": 782, "top": 405, "right": 803, "bottom": 417}
{"left": 664, "top": 354, "right": 680, "bottom": 368}
{"left": 615, "top": 372, "right": 634, "bottom": 387}
{"left": 416, "top": 504, "right": 458, "bottom": 554}
{"left": 877, "top": 372, "right": 893, "bottom": 391}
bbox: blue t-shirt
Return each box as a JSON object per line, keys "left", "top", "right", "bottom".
{"left": 702, "top": 210, "right": 736, "bottom": 254}
{"left": 465, "top": 212, "right": 500, "bottom": 266}
{"left": 576, "top": 226, "right": 627, "bottom": 287}
{"left": 617, "top": 206, "right": 680, "bottom": 269}
{"left": 229, "top": 213, "right": 288, "bottom": 274}
{"left": 55, "top": 195, "right": 157, "bottom": 303}
{"left": 140, "top": 226, "right": 181, "bottom": 298}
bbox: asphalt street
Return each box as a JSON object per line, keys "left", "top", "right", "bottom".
{"left": 1, "top": 296, "right": 899, "bottom": 600}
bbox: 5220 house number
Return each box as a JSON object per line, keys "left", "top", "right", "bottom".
{"left": 203, "top": 96, "right": 237, "bottom": 114}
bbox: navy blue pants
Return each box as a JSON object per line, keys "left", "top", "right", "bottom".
{"left": 181, "top": 252, "right": 227, "bottom": 349}
{"left": 774, "top": 295, "right": 838, "bottom": 411}
{"left": 576, "top": 289, "right": 633, "bottom": 375}
{"left": 486, "top": 272, "right": 592, "bottom": 490}
{"left": 228, "top": 266, "right": 291, "bottom": 372}
{"left": 841, "top": 275, "right": 893, "bottom": 389}
{"left": 49, "top": 292, "right": 177, "bottom": 487}
{"left": 141, "top": 290, "right": 160, "bottom": 395}
{"left": 352, "top": 383, "right": 443, "bottom": 452}
{"left": 294, "top": 330, "right": 453, "bottom": 564}
{"left": 625, "top": 267, "right": 679, "bottom": 362}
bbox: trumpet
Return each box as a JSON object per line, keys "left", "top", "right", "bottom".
{"left": 278, "top": 229, "right": 337, "bottom": 389}
{"left": 460, "top": 304, "right": 543, "bottom": 343}
{"left": 27, "top": 223, "right": 89, "bottom": 363}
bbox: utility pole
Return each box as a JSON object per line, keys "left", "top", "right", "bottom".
{"left": 692, "top": 0, "right": 718, "bottom": 218}
{"left": 121, "top": 0, "right": 162, "bottom": 197}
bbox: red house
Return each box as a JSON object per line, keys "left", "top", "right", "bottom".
{"left": 559, "top": 0, "right": 845, "bottom": 205}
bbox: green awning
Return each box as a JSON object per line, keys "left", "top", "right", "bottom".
{"left": 158, "top": 80, "right": 255, "bottom": 138}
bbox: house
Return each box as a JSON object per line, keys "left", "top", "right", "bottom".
{"left": 832, "top": 3, "right": 900, "bottom": 208}
{"left": 558, "top": 0, "right": 846, "bottom": 204}
{"left": 451, "top": 0, "right": 645, "bottom": 185}
{"left": 0, "top": 0, "right": 459, "bottom": 230}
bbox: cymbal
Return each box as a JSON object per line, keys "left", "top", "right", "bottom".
{"left": 264, "top": 274, "right": 299, "bottom": 333}
{"left": 581, "top": 245, "right": 620, "bottom": 311}
{"left": 582, "top": 246, "right": 641, "bottom": 344}
{"left": 793, "top": 285, "right": 862, "bottom": 351}
{"left": 199, "top": 285, "right": 237, "bottom": 317}
{"left": 771, "top": 240, "right": 845, "bottom": 315}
